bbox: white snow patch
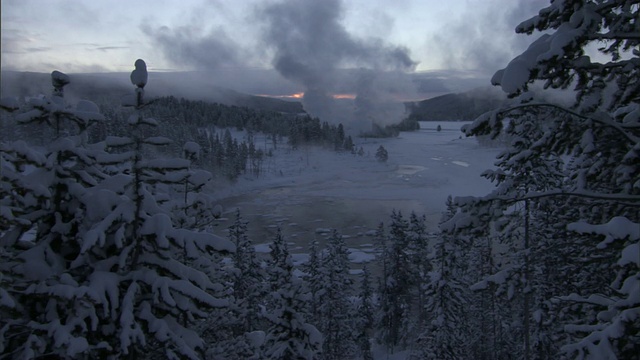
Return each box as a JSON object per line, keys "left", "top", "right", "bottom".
{"left": 619, "top": 243, "right": 639, "bottom": 267}
{"left": 568, "top": 216, "right": 639, "bottom": 248}
{"left": 291, "top": 253, "right": 309, "bottom": 266}
{"left": 396, "top": 165, "right": 426, "bottom": 175}
{"left": 254, "top": 243, "right": 271, "bottom": 253}
{"left": 0, "top": 96, "right": 20, "bottom": 111}
{"left": 348, "top": 248, "right": 376, "bottom": 263}
{"left": 452, "top": 160, "right": 470, "bottom": 167}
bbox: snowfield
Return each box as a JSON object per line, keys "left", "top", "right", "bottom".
{"left": 210, "top": 121, "right": 500, "bottom": 258}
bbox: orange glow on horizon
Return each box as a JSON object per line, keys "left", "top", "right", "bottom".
{"left": 257, "top": 92, "right": 304, "bottom": 99}
{"left": 331, "top": 93, "right": 356, "bottom": 100}
{"left": 257, "top": 92, "right": 357, "bottom": 100}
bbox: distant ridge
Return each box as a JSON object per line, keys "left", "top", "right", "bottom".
{"left": 407, "top": 87, "right": 507, "bottom": 121}
{"left": 0, "top": 71, "right": 304, "bottom": 114}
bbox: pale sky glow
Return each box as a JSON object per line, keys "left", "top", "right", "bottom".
{"left": 1, "top": 0, "right": 547, "bottom": 75}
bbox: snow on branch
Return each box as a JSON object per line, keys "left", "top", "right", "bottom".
{"left": 568, "top": 216, "right": 640, "bottom": 249}
{"left": 455, "top": 189, "right": 640, "bottom": 208}
{"left": 142, "top": 136, "right": 173, "bottom": 146}
{"left": 467, "top": 102, "right": 640, "bottom": 144}
{"left": 105, "top": 136, "right": 135, "bottom": 148}
{"left": 0, "top": 97, "right": 19, "bottom": 112}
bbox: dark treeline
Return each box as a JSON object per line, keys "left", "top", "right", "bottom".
{"left": 1, "top": 94, "right": 360, "bottom": 181}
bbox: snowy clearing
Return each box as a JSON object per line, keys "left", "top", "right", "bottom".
{"left": 210, "top": 122, "right": 499, "bottom": 252}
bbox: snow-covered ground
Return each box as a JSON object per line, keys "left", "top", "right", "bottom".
{"left": 209, "top": 121, "right": 500, "bottom": 255}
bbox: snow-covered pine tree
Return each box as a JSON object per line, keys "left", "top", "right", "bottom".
{"left": 375, "top": 145, "right": 388, "bottom": 162}
{"left": 204, "top": 208, "right": 266, "bottom": 359}
{"left": 413, "top": 199, "right": 468, "bottom": 360}
{"left": 373, "top": 221, "right": 394, "bottom": 349}
{"left": 466, "top": 231, "right": 503, "bottom": 360}
{"left": 379, "top": 211, "right": 414, "bottom": 350}
{"left": 169, "top": 141, "right": 219, "bottom": 232}
{"left": 407, "top": 211, "right": 431, "bottom": 327}
{"left": 335, "top": 124, "right": 346, "bottom": 151}
{"left": 75, "top": 59, "right": 235, "bottom": 359}
{"left": 231, "top": 208, "right": 265, "bottom": 331}
{"left": 343, "top": 135, "right": 355, "bottom": 154}
{"left": 462, "top": 108, "right": 572, "bottom": 358}
{"left": 318, "top": 229, "right": 357, "bottom": 359}
{"left": 262, "top": 227, "right": 322, "bottom": 360}
{"left": 450, "top": 1, "right": 640, "bottom": 358}
{"left": 561, "top": 216, "right": 639, "bottom": 359}
{"left": 301, "top": 238, "right": 324, "bottom": 325}
{"left": 357, "top": 265, "right": 375, "bottom": 360}
{"left": 0, "top": 71, "right": 110, "bottom": 359}
{"left": 267, "top": 227, "right": 288, "bottom": 293}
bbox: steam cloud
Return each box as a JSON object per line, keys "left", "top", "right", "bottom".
{"left": 141, "top": 0, "right": 515, "bottom": 132}
{"left": 141, "top": 24, "right": 240, "bottom": 70}
{"left": 430, "top": 0, "right": 547, "bottom": 74}
{"left": 259, "top": 0, "right": 418, "bottom": 131}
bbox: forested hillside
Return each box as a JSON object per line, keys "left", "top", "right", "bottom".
{"left": 406, "top": 88, "right": 506, "bottom": 122}
{"left": 1, "top": 92, "right": 357, "bottom": 182}
{"left": 0, "top": 71, "right": 305, "bottom": 114}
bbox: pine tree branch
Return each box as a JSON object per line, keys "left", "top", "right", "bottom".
{"left": 474, "top": 189, "right": 640, "bottom": 205}
{"left": 494, "top": 102, "right": 640, "bottom": 143}
{"left": 589, "top": 33, "right": 640, "bottom": 41}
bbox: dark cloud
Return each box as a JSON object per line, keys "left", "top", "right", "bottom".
{"left": 258, "top": 0, "right": 418, "bottom": 130}
{"left": 141, "top": 23, "right": 241, "bottom": 70}
{"left": 429, "top": 0, "right": 547, "bottom": 76}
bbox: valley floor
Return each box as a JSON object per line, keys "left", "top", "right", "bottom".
{"left": 208, "top": 122, "right": 500, "bottom": 267}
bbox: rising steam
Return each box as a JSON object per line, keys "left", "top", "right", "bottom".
{"left": 259, "top": 0, "right": 418, "bottom": 131}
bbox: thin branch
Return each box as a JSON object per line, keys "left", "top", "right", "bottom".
{"left": 494, "top": 103, "right": 640, "bottom": 144}
{"left": 588, "top": 33, "right": 640, "bottom": 41}
{"left": 474, "top": 189, "right": 640, "bottom": 206}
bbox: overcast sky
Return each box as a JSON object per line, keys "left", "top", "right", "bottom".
{"left": 1, "top": 0, "right": 550, "bottom": 111}
{"left": 1, "top": 0, "right": 547, "bottom": 72}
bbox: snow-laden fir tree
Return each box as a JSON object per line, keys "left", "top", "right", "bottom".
{"left": 407, "top": 211, "right": 431, "bottom": 328}
{"left": 204, "top": 209, "right": 266, "bottom": 359}
{"left": 1, "top": 60, "right": 234, "bottom": 359}
{"left": 447, "top": 1, "right": 640, "bottom": 358}
{"left": 373, "top": 221, "right": 394, "bottom": 349}
{"left": 301, "top": 238, "right": 324, "bottom": 325}
{"left": 376, "top": 211, "right": 415, "bottom": 350}
{"left": 375, "top": 145, "right": 388, "bottom": 162}
{"left": 318, "top": 229, "right": 358, "bottom": 359}
{"left": 229, "top": 208, "right": 265, "bottom": 336}
{"left": 262, "top": 227, "right": 322, "bottom": 360}
{"left": 168, "top": 141, "right": 221, "bottom": 232}
{"left": 412, "top": 198, "right": 468, "bottom": 360}
{"left": 82, "top": 59, "right": 237, "bottom": 359}
{"left": 357, "top": 265, "right": 375, "bottom": 360}
{"left": 0, "top": 71, "right": 111, "bottom": 359}
{"left": 458, "top": 108, "right": 571, "bottom": 359}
